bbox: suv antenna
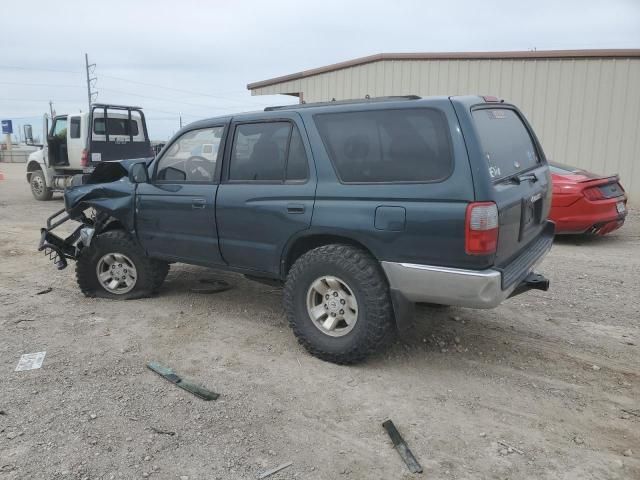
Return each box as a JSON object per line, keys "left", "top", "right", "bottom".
{"left": 85, "top": 53, "right": 98, "bottom": 109}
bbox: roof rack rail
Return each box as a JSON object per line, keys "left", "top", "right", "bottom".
{"left": 91, "top": 103, "right": 143, "bottom": 110}
{"left": 264, "top": 95, "right": 421, "bottom": 111}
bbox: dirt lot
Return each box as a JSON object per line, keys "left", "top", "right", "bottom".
{"left": 0, "top": 162, "right": 638, "bottom": 480}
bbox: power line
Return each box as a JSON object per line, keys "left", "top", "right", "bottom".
{"left": 0, "top": 82, "right": 267, "bottom": 111}
{"left": 0, "top": 97, "right": 83, "bottom": 103}
{"left": 0, "top": 81, "right": 82, "bottom": 88}
{"left": 0, "top": 63, "right": 266, "bottom": 106}
{"left": 1, "top": 104, "right": 205, "bottom": 120}
{"left": 0, "top": 64, "right": 81, "bottom": 74}
{"left": 99, "top": 87, "right": 260, "bottom": 112}
{"left": 99, "top": 74, "right": 262, "bottom": 106}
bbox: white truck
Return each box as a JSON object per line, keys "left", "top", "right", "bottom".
{"left": 26, "top": 104, "right": 151, "bottom": 200}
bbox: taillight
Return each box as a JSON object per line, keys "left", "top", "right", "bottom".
{"left": 80, "top": 148, "right": 89, "bottom": 167}
{"left": 583, "top": 186, "right": 604, "bottom": 201}
{"left": 465, "top": 202, "right": 499, "bottom": 255}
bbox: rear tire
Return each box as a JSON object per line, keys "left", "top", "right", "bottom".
{"left": 283, "top": 244, "right": 395, "bottom": 364}
{"left": 30, "top": 170, "right": 53, "bottom": 201}
{"left": 76, "top": 230, "right": 157, "bottom": 299}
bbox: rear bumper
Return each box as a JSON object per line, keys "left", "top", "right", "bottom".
{"left": 555, "top": 213, "right": 626, "bottom": 235}
{"left": 381, "top": 222, "right": 554, "bottom": 309}
{"left": 552, "top": 196, "right": 627, "bottom": 234}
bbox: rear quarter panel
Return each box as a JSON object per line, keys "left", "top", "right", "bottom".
{"left": 299, "top": 99, "right": 484, "bottom": 270}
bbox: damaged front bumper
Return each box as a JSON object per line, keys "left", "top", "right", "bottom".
{"left": 37, "top": 159, "right": 147, "bottom": 269}
{"left": 38, "top": 208, "right": 95, "bottom": 270}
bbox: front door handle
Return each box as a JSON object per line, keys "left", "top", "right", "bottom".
{"left": 287, "top": 203, "right": 305, "bottom": 214}
{"left": 192, "top": 198, "right": 206, "bottom": 209}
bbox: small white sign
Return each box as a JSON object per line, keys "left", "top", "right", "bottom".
{"left": 91, "top": 152, "right": 101, "bottom": 162}
{"left": 15, "top": 352, "right": 46, "bottom": 371}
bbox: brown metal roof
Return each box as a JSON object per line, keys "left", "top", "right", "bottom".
{"left": 247, "top": 49, "right": 640, "bottom": 90}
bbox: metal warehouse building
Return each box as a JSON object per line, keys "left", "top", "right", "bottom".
{"left": 248, "top": 49, "right": 640, "bottom": 200}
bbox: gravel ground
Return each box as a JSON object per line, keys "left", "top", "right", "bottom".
{"left": 0, "top": 162, "right": 638, "bottom": 479}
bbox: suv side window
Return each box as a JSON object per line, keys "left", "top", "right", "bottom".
{"left": 229, "top": 122, "right": 309, "bottom": 182}
{"left": 314, "top": 108, "right": 453, "bottom": 183}
{"left": 156, "top": 126, "right": 224, "bottom": 183}
{"left": 69, "top": 117, "right": 81, "bottom": 139}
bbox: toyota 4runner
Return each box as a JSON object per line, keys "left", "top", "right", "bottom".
{"left": 38, "top": 95, "right": 554, "bottom": 364}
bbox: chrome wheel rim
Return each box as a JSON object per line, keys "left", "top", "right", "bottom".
{"left": 306, "top": 275, "right": 358, "bottom": 337}
{"left": 96, "top": 253, "right": 137, "bottom": 294}
{"left": 31, "top": 175, "right": 45, "bottom": 196}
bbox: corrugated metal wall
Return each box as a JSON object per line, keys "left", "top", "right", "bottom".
{"left": 252, "top": 58, "right": 640, "bottom": 201}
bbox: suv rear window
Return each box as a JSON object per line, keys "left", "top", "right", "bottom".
{"left": 472, "top": 108, "right": 540, "bottom": 180}
{"left": 314, "top": 108, "right": 453, "bottom": 183}
{"left": 94, "top": 117, "right": 139, "bottom": 136}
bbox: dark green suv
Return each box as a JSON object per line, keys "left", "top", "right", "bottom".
{"left": 39, "top": 95, "right": 554, "bottom": 364}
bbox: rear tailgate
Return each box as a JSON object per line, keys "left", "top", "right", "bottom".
{"left": 469, "top": 104, "right": 552, "bottom": 279}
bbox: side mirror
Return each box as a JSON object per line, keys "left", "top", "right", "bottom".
{"left": 129, "top": 162, "right": 149, "bottom": 183}
{"left": 24, "top": 125, "right": 34, "bottom": 145}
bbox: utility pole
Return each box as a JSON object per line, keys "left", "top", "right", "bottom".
{"left": 49, "top": 100, "right": 55, "bottom": 118}
{"left": 179, "top": 114, "right": 183, "bottom": 129}
{"left": 85, "top": 53, "right": 98, "bottom": 109}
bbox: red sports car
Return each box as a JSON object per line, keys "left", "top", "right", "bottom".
{"left": 549, "top": 162, "right": 627, "bottom": 235}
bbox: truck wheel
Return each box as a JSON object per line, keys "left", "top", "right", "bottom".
{"left": 75, "top": 230, "right": 156, "bottom": 299}
{"left": 30, "top": 170, "right": 53, "bottom": 201}
{"left": 283, "top": 244, "right": 395, "bottom": 364}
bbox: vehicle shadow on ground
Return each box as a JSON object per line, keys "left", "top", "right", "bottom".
{"left": 373, "top": 304, "right": 477, "bottom": 360}
{"left": 157, "top": 267, "right": 526, "bottom": 368}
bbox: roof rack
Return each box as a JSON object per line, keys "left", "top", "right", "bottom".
{"left": 91, "top": 103, "right": 143, "bottom": 110}
{"left": 264, "top": 95, "right": 421, "bottom": 111}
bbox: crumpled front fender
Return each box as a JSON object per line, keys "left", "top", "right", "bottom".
{"left": 63, "top": 159, "right": 152, "bottom": 230}
{"left": 64, "top": 179, "right": 136, "bottom": 231}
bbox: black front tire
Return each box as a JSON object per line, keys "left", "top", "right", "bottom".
{"left": 283, "top": 244, "right": 395, "bottom": 364}
{"left": 76, "top": 230, "right": 160, "bottom": 299}
{"left": 30, "top": 170, "right": 53, "bottom": 201}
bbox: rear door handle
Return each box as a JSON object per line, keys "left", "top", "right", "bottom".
{"left": 287, "top": 203, "right": 305, "bottom": 214}
{"left": 192, "top": 198, "right": 206, "bottom": 209}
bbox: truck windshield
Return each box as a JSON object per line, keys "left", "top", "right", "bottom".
{"left": 472, "top": 108, "right": 540, "bottom": 181}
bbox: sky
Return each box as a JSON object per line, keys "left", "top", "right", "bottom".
{"left": 1, "top": 0, "right": 639, "bottom": 141}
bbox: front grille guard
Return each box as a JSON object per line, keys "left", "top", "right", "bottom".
{"left": 38, "top": 208, "right": 86, "bottom": 270}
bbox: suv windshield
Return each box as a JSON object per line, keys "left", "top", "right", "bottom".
{"left": 472, "top": 108, "right": 540, "bottom": 181}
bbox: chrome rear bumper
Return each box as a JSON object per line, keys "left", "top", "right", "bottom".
{"left": 382, "top": 262, "right": 516, "bottom": 308}
{"left": 381, "top": 226, "right": 553, "bottom": 309}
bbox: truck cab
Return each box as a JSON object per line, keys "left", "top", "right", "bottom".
{"left": 26, "top": 104, "right": 151, "bottom": 200}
